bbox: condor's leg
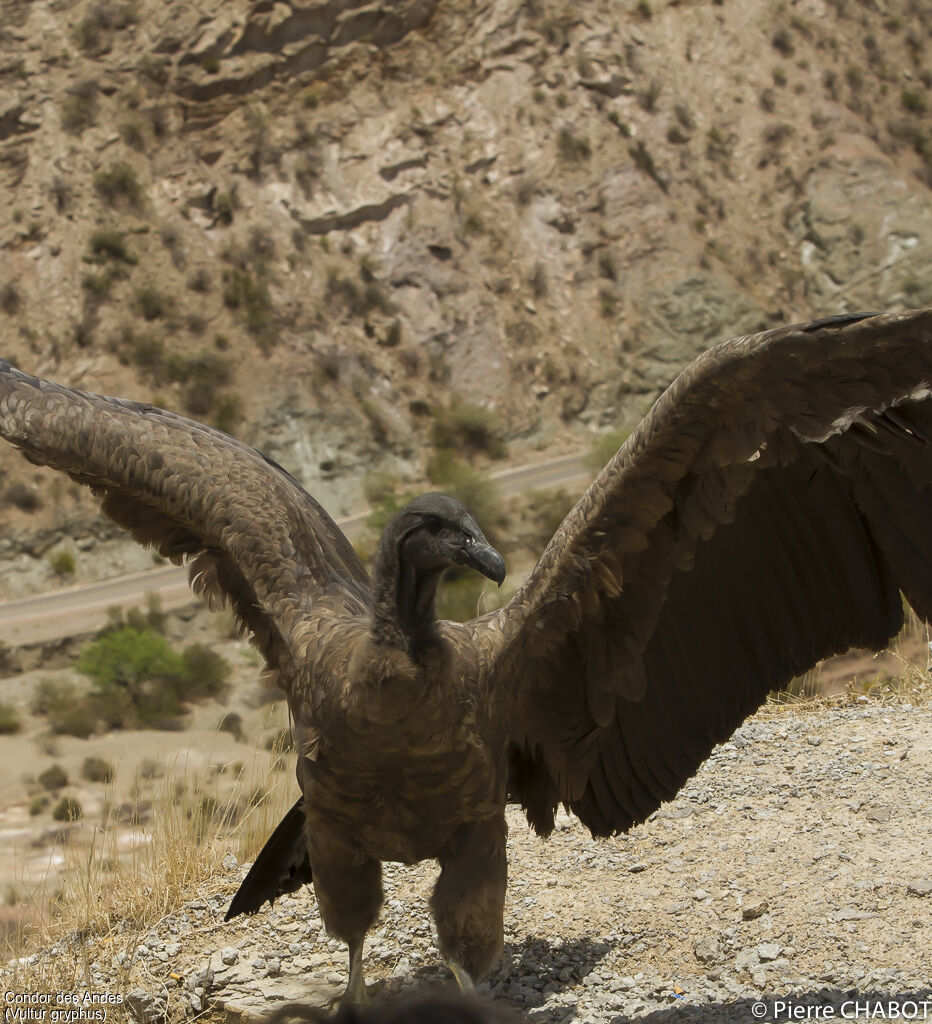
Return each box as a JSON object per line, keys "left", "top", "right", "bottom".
{"left": 431, "top": 816, "right": 507, "bottom": 990}
{"left": 308, "top": 831, "right": 382, "bottom": 1005}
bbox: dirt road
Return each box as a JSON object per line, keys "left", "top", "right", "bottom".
{"left": 0, "top": 453, "right": 591, "bottom": 645}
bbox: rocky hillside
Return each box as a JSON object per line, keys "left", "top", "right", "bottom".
{"left": 1, "top": 0, "right": 931, "bottom": 584}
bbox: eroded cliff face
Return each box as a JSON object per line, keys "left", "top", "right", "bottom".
{"left": 0, "top": 0, "right": 930, "bottom": 590}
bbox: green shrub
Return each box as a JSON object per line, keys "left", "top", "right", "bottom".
{"left": 557, "top": 127, "right": 591, "bottom": 162}
{"left": 586, "top": 428, "right": 631, "bottom": 472}
{"left": 49, "top": 549, "right": 76, "bottom": 576}
{"left": 74, "top": 2, "right": 136, "bottom": 53}
{"left": 363, "top": 472, "right": 399, "bottom": 508}
{"left": 887, "top": 120, "right": 932, "bottom": 172}
{"left": 902, "top": 88, "right": 928, "bottom": 115}
{"left": 119, "top": 119, "right": 146, "bottom": 151}
{"left": 436, "top": 573, "right": 502, "bottom": 622}
{"left": 31, "top": 679, "right": 97, "bottom": 737}
{"left": 181, "top": 644, "right": 232, "bottom": 700}
{"left": 51, "top": 700, "right": 98, "bottom": 739}
{"left": 88, "top": 229, "right": 137, "bottom": 264}
{"left": 52, "top": 796, "right": 82, "bottom": 822}
{"left": 77, "top": 627, "right": 183, "bottom": 728}
{"left": 325, "top": 268, "right": 393, "bottom": 318}
{"left": 222, "top": 268, "right": 273, "bottom": 335}
{"left": 214, "top": 191, "right": 236, "bottom": 225}
{"left": 630, "top": 139, "right": 667, "bottom": 192}
{"left": 1, "top": 282, "right": 21, "bottom": 314}
{"left": 217, "top": 712, "right": 243, "bottom": 741}
{"left": 138, "top": 54, "right": 170, "bottom": 85}
{"left": 522, "top": 488, "right": 575, "bottom": 554}
{"left": 145, "top": 593, "right": 167, "bottom": 632}
{"left": 462, "top": 209, "right": 484, "bottom": 235}
{"left": 0, "top": 702, "right": 21, "bottom": 735}
{"left": 124, "top": 594, "right": 166, "bottom": 634}
{"left": 213, "top": 393, "right": 243, "bottom": 434}
{"left": 162, "top": 351, "right": 231, "bottom": 411}
{"left": 383, "top": 319, "right": 402, "bottom": 348}
{"left": 61, "top": 80, "right": 98, "bottom": 133}
{"left": 430, "top": 400, "right": 507, "bottom": 460}
{"left": 133, "top": 286, "right": 172, "bottom": 321}
{"left": 122, "top": 336, "right": 233, "bottom": 416}
{"left": 81, "top": 756, "right": 114, "bottom": 783}
{"left": 187, "top": 268, "right": 212, "bottom": 292}
{"left": 82, "top": 271, "right": 116, "bottom": 300}
{"left": 608, "top": 111, "right": 631, "bottom": 135}
{"left": 5, "top": 482, "right": 41, "bottom": 511}
{"left": 137, "top": 758, "right": 164, "bottom": 780}
{"left": 125, "top": 332, "right": 164, "bottom": 375}
{"left": 771, "top": 27, "right": 794, "bottom": 56}
{"left": 599, "top": 289, "right": 617, "bottom": 318}
{"left": 93, "top": 163, "right": 144, "bottom": 207}
{"left": 638, "top": 80, "right": 661, "bottom": 113}
{"left": 75, "top": 627, "right": 228, "bottom": 729}
{"left": 38, "top": 764, "right": 68, "bottom": 791}
{"left": 597, "top": 251, "right": 617, "bottom": 281}
{"left": 29, "top": 795, "right": 49, "bottom": 816}
{"left": 31, "top": 678, "right": 70, "bottom": 716}
{"left": 705, "top": 125, "right": 736, "bottom": 172}
{"left": 425, "top": 453, "right": 505, "bottom": 538}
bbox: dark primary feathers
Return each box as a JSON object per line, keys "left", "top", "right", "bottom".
{"left": 492, "top": 309, "right": 932, "bottom": 836}
{"left": 3, "top": 308, "right": 932, "bottom": 983}
{"left": 225, "top": 800, "right": 311, "bottom": 920}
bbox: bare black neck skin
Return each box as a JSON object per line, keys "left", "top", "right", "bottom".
{"left": 371, "top": 532, "right": 443, "bottom": 659}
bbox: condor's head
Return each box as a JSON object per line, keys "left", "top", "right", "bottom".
{"left": 371, "top": 493, "right": 506, "bottom": 654}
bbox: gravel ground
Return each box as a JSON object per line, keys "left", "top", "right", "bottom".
{"left": 13, "top": 700, "right": 931, "bottom": 1023}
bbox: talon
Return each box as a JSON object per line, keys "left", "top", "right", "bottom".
{"left": 447, "top": 961, "right": 476, "bottom": 993}
{"left": 344, "top": 941, "right": 370, "bottom": 1005}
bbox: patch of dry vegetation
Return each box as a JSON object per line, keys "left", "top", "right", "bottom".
{"left": 3, "top": 749, "right": 295, "bottom": 1010}
{"left": 770, "top": 610, "right": 932, "bottom": 709}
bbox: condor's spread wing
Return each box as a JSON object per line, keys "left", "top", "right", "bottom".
{"left": 0, "top": 362, "right": 370, "bottom": 683}
{"left": 478, "top": 309, "right": 932, "bottom": 838}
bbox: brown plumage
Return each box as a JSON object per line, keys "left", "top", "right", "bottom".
{"left": 3, "top": 308, "right": 932, "bottom": 1001}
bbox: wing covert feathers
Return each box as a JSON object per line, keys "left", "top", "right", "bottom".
{"left": 488, "top": 309, "right": 932, "bottom": 838}
{"left": 0, "top": 362, "right": 369, "bottom": 679}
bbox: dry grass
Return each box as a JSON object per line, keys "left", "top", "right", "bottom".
{"left": 767, "top": 610, "right": 932, "bottom": 713}
{"left": 2, "top": 735, "right": 295, "bottom": 1007}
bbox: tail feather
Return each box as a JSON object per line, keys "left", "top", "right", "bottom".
{"left": 225, "top": 799, "right": 313, "bottom": 920}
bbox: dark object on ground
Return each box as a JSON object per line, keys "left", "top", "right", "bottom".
{"left": 262, "top": 989, "right": 517, "bottom": 1024}
{"left": 4, "top": 309, "right": 932, "bottom": 1002}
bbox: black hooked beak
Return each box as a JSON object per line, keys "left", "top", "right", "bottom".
{"left": 460, "top": 536, "right": 507, "bottom": 586}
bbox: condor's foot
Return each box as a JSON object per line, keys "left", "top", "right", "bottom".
{"left": 344, "top": 941, "right": 370, "bottom": 1005}
{"left": 446, "top": 961, "right": 476, "bottom": 993}
{"left": 325, "top": 941, "right": 369, "bottom": 1009}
